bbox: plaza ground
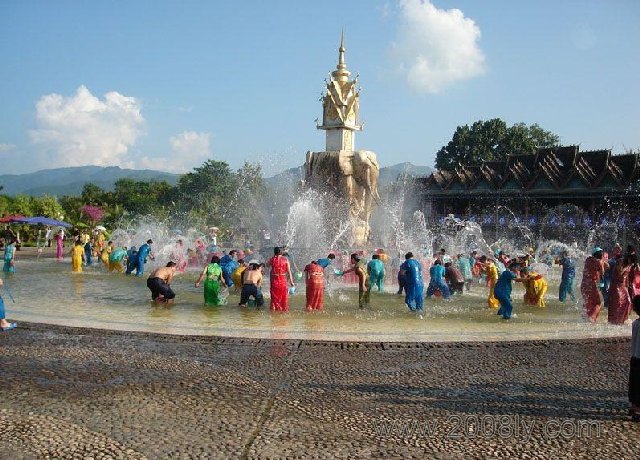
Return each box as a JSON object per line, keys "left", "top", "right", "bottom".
{"left": 0, "top": 323, "right": 637, "bottom": 459}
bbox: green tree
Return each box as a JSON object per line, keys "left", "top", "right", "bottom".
{"left": 10, "top": 194, "right": 35, "bottom": 216}
{"left": 175, "top": 160, "right": 237, "bottom": 225}
{"left": 59, "top": 195, "right": 84, "bottom": 224}
{"left": 435, "top": 118, "right": 560, "bottom": 170}
{"left": 32, "top": 195, "right": 64, "bottom": 218}
{"left": 0, "top": 195, "right": 13, "bottom": 216}
{"left": 112, "top": 178, "right": 173, "bottom": 216}
{"left": 81, "top": 183, "right": 107, "bottom": 205}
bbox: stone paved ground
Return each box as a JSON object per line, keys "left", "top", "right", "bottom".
{"left": 0, "top": 323, "right": 638, "bottom": 459}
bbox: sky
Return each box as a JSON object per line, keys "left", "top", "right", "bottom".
{"left": 0, "top": 0, "right": 639, "bottom": 176}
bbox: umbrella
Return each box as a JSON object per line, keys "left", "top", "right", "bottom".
{"left": 75, "top": 222, "right": 89, "bottom": 228}
{"left": 0, "top": 214, "right": 25, "bottom": 223}
{"left": 17, "top": 216, "right": 72, "bottom": 228}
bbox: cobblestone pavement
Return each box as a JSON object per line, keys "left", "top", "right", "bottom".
{"left": 0, "top": 323, "right": 638, "bottom": 459}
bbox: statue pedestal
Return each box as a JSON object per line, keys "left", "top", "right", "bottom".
{"left": 304, "top": 149, "right": 380, "bottom": 247}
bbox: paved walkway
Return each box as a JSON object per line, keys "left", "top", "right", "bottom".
{"left": 0, "top": 323, "right": 637, "bottom": 459}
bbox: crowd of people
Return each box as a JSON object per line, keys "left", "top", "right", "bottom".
{"left": 1, "top": 229, "right": 640, "bottom": 422}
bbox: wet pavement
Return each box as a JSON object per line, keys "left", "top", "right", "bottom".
{"left": 0, "top": 322, "right": 638, "bottom": 459}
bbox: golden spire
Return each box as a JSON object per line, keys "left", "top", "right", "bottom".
{"left": 332, "top": 30, "right": 350, "bottom": 82}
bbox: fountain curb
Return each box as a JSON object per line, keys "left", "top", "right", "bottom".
{"left": 9, "top": 320, "right": 631, "bottom": 348}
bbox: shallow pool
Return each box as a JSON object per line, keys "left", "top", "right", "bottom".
{"left": 2, "top": 256, "right": 631, "bottom": 342}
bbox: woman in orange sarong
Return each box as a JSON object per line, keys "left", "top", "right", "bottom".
{"left": 608, "top": 254, "right": 632, "bottom": 325}
{"left": 267, "top": 247, "right": 294, "bottom": 312}
{"left": 581, "top": 248, "right": 607, "bottom": 323}
{"left": 304, "top": 261, "right": 324, "bottom": 311}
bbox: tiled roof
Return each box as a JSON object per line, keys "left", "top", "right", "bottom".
{"left": 422, "top": 146, "right": 640, "bottom": 192}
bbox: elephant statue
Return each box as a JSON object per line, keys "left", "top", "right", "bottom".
{"left": 304, "top": 149, "right": 380, "bottom": 245}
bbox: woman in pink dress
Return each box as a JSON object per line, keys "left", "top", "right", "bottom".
{"left": 608, "top": 254, "right": 632, "bottom": 325}
{"left": 55, "top": 230, "right": 64, "bottom": 261}
{"left": 581, "top": 248, "right": 607, "bottom": 323}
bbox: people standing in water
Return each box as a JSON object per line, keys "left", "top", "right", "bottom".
{"left": 195, "top": 255, "right": 226, "bottom": 306}
{"left": 220, "top": 250, "right": 239, "bottom": 288}
{"left": 3, "top": 238, "right": 16, "bottom": 273}
{"left": 304, "top": 260, "right": 324, "bottom": 311}
{"left": 482, "top": 256, "right": 500, "bottom": 309}
{"left": 71, "top": 240, "right": 86, "bottom": 273}
{"left": 396, "top": 254, "right": 407, "bottom": 296}
{"left": 367, "top": 254, "right": 385, "bottom": 292}
{"left": 557, "top": 250, "right": 576, "bottom": 302}
{"left": 426, "top": 259, "right": 450, "bottom": 299}
{"left": 55, "top": 230, "right": 64, "bottom": 261}
{"left": 400, "top": 252, "right": 424, "bottom": 312}
{"left": 133, "top": 239, "right": 154, "bottom": 276}
{"left": 0, "top": 278, "right": 16, "bottom": 331}
{"left": 126, "top": 246, "right": 138, "bottom": 274}
{"left": 147, "top": 261, "right": 177, "bottom": 303}
{"left": 316, "top": 253, "right": 337, "bottom": 287}
{"left": 608, "top": 254, "right": 633, "bottom": 325}
{"left": 44, "top": 226, "right": 53, "bottom": 248}
{"left": 581, "top": 247, "right": 608, "bottom": 323}
{"left": 521, "top": 267, "right": 548, "bottom": 308}
{"left": 494, "top": 263, "right": 526, "bottom": 320}
{"left": 239, "top": 263, "right": 264, "bottom": 308}
{"left": 109, "top": 246, "right": 127, "bottom": 273}
{"left": 84, "top": 238, "right": 93, "bottom": 266}
{"left": 231, "top": 259, "right": 247, "bottom": 292}
{"left": 267, "top": 247, "right": 295, "bottom": 312}
{"left": 316, "top": 253, "right": 336, "bottom": 271}
{"left": 101, "top": 241, "right": 113, "bottom": 269}
{"left": 629, "top": 296, "right": 640, "bottom": 422}
{"left": 97, "top": 230, "right": 105, "bottom": 254}
{"left": 629, "top": 254, "right": 640, "bottom": 299}
{"left": 341, "top": 253, "right": 368, "bottom": 308}
{"left": 457, "top": 253, "right": 473, "bottom": 292}
{"left": 444, "top": 261, "right": 465, "bottom": 295}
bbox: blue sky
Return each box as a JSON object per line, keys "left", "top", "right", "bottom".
{"left": 0, "top": 0, "right": 638, "bottom": 175}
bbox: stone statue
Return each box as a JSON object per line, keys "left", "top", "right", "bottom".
{"left": 304, "top": 33, "right": 380, "bottom": 246}
{"left": 305, "top": 149, "right": 380, "bottom": 245}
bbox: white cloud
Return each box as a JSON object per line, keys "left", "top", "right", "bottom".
{"left": 137, "top": 131, "right": 212, "bottom": 173}
{"left": 29, "top": 85, "right": 144, "bottom": 167}
{"left": 0, "top": 144, "right": 16, "bottom": 152}
{"left": 390, "top": 0, "right": 486, "bottom": 93}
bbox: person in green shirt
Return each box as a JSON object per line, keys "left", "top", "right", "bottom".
{"left": 195, "top": 255, "right": 227, "bottom": 306}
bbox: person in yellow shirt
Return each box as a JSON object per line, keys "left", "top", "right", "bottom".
{"left": 97, "top": 231, "right": 106, "bottom": 253}
{"left": 231, "top": 259, "right": 248, "bottom": 292}
{"left": 522, "top": 267, "right": 548, "bottom": 307}
{"left": 482, "top": 256, "right": 499, "bottom": 309}
{"left": 71, "top": 240, "right": 86, "bottom": 273}
{"left": 101, "top": 241, "right": 113, "bottom": 269}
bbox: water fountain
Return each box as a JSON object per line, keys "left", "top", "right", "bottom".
{"left": 3, "top": 37, "right": 634, "bottom": 344}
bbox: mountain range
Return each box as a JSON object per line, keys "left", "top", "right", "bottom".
{"left": 0, "top": 162, "right": 432, "bottom": 196}
{"left": 0, "top": 166, "right": 180, "bottom": 196}
{"left": 263, "top": 162, "right": 433, "bottom": 188}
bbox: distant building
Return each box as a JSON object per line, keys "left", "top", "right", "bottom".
{"left": 418, "top": 146, "right": 640, "bottom": 228}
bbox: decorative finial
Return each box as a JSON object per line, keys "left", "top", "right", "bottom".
{"left": 332, "top": 30, "right": 350, "bottom": 81}
{"left": 338, "top": 30, "right": 346, "bottom": 69}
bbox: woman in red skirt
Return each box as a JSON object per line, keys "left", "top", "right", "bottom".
{"left": 304, "top": 260, "right": 324, "bottom": 311}
{"left": 267, "top": 247, "right": 295, "bottom": 311}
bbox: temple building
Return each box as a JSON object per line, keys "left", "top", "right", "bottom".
{"left": 418, "top": 146, "right": 640, "bottom": 228}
